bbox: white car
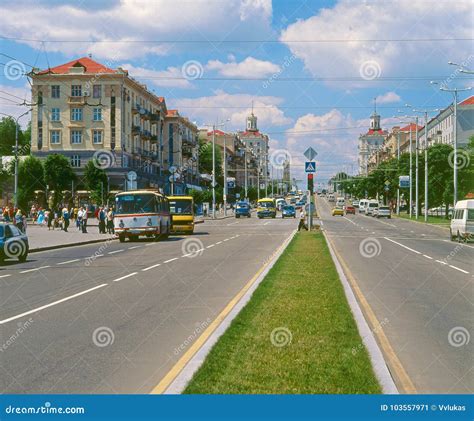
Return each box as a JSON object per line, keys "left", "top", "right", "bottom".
{"left": 450, "top": 200, "right": 474, "bottom": 241}
{"left": 365, "top": 201, "right": 379, "bottom": 216}
{"left": 376, "top": 206, "right": 391, "bottom": 218}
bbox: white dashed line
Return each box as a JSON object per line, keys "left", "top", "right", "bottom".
{"left": 108, "top": 249, "right": 124, "bottom": 255}
{"left": 145, "top": 243, "right": 157, "bottom": 246}
{"left": 163, "top": 258, "right": 178, "bottom": 263}
{"left": 20, "top": 266, "right": 51, "bottom": 274}
{"left": 216, "top": 241, "right": 222, "bottom": 245}
{"left": 435, "top": 260, "right": 448, "bottom": 265}
{"left": 0, "top": 283, "right": 108, "bottom": 325}
{"left": 223, "top": 239, "right": 229, "bottom": 242}
{"left": 422, "top": 255, "right": 433, "bottom": 260}
{"left": 57, "top": 259, "right": 80, "bottom": 265}
{"left": 128, "top": 246, "right": 142, "bottom": 250}
{"left": 206, "top": 244, "right": 215, "bottom": 249}
{"left": 343, "top": 216, "right": 356, "bottom": 226}
{"left": 113, "top": 272, "right": 138, "bottom": 282}
{"left": 383, "top": 237, "right": 421, "bottom": 254}
{"left": 449, "top": 265, "right": 469, "bottom": 274}
{"left": 182, "top": 249, "right": 204, "bottom": 257}
{"left": 142, "top": 263, "right": 161, "bottom": 272}
{"left": 0, "top": 274, "right": 11, "bottom": 278}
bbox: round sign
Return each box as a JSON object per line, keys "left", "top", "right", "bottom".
{"left": 127, "top": 171, "right": 137, "bottom": 181}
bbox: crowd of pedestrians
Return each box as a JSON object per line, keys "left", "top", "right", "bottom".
{"left": 1, "top": 204, "right": 115, "bottom": 235}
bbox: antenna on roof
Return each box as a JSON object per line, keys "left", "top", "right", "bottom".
{"left": 251, "top": 100, "right": 254, "bottom": 115}
{"left": 88, "top": 53, "right": 92, "bottom": 58}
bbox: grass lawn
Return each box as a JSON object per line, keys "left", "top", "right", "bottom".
{"left": 184, "top": 231, "right": 381, "bottom": 394}
{"left": 395, "top": 213, "right": 450, "bottom": 226}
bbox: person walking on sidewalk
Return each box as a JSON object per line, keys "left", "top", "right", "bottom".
{"left": 77, "top": 207, "right": 83, "bottom": 231}
{"left": 62, "top": 207, "right": 70, "bottom": 232}
{"left": 106, "top": 207, "right": 114, "bottom": 234}
{"left": 82, "top": 207, "right": 88, "bottom": 233}
{"left": 97, "top": 207, "right": 106, "bottom": 234}
{"left": 15, "top": 209, "right": 23, "bottom": 232}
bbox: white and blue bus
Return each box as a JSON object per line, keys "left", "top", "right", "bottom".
{"left": 114, "top": 190, "right": 171, "bottom": 242}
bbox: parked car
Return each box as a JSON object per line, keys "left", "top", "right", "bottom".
{"left": 295, "top": 200, "right": 305, "bottom": 209}
{"left": 345, "top": 205, "right": 356, "bottom": 215}
{"left": 0, "top": 224, "right": 29, "bottom": 263}
{"left": 450, "top": 199, "right": 474, "bottom": 241}
{"left": 282, "top": 205, "right": 296, "bottom": 218}
{"left": 332, "top": 206, "right": 344, "bottom": 216}
{"left": 235, "top": 201, "right": 251, "bottom": 218}
{"left": 352, "top": 200, "right": 360, "bottom": 208}
{"left": 377, "top": 206, "right": 391, "bottom": 218}
{"left": 372, "top": 207, "right": 379, "bottom": 217}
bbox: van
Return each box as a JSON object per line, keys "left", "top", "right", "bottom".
{"left": 328, "top": 194, "right": 335, "bottom": 202}
{"left": 365, "top": 200, "right": 379, "bottom": 216}
{"left": 336, "top": 197, "right": 345, "bottom": 207}
{"left": 450, "top": 200, "right": 474, "bottom": 241}
{"left": 359, "top": 199, "right": 368, "bottom": 213}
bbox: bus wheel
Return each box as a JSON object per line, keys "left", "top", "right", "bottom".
{"left": 118, "top": 234, "right": 126, "bottom": 243}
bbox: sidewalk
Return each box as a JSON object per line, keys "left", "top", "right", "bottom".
{"left": 25, "top": 224, "right": 116, "bottom": 252}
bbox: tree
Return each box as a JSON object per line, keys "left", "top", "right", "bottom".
{"left": 84, "top": 160, "right": 108, "bottom": 205}
{"left": 198, "top": 139, "right": 222, "bottom": 181}
{"left": 17, "top": 156, "right": 45, "bottom": 211}
{"left": 43, "top": 154, "right": 76, "bottom": 209}
{"left": 0, "top": 116, "right": 29, "bottom": 156}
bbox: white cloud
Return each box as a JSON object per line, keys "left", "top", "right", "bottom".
{"left": 0, "top": 0, "right": 273, "bottom": 60}
{"left": 376, "top": 91, "right": 401, "bottom": 104}
{"left": 171, "top": 90, "right": 292, "bottom": 129}
{"left": 119, "top": 63, "right": 192, "bottom": 89}
{"left": 0, "top": 84, "right": 31, "bottom": 128}
{"left": 280, "top": 0, "right": 473, "bottom": 87}
{"left": 206, "top": 57, "right": 280, "bottom": 78}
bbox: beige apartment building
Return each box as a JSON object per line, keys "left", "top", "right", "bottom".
{"left": 30, "top": 56, "right": 179, "bottom": 190}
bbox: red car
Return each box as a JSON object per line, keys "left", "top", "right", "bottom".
{"left": 345, "top": 205, "right": 356, "bottom": 215}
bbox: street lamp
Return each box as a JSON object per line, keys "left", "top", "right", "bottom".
{"left": 398, "top": 112, "right": 417, "bottom": 218}
{"left": 0, "top": 109, "right": 31, "bottom": 208}
{"left": 221, "top": 118, "right": 230, "bottom": 216}
{"left": 431, "top": 80, "right": 472, "bottom": 205}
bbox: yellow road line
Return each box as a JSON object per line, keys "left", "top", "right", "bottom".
{"left": 151, "top": 232, "right": 294, "bottom": 394}
{"left": 325, "top": 234, "right": 417, "bottom": 393}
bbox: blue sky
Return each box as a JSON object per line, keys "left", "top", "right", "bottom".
{"left": 1, "top": 0, "right": 473, "bottom": 182}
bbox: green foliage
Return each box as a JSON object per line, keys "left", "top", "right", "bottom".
{"left": 84, "top": 160, "right": 108, "bottom": 204}
{"left": 0, "top": 116, "right": 29, "bottom": 156}
{"left": 17, "top": 156, "right": 45, "bottom": 211}
{"left": 198, "top": 139, "right": 222, "bottom": 181}
{"left": 43, "top": 154, "right": 76, "bottom": 208}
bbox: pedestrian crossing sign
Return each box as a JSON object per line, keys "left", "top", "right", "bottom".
{"left": 305, "top": 162, "right": 316, "bottom": 173}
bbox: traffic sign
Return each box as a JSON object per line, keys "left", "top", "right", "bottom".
{"left": 399, "top": 176, "right": 410, "bottom": 188}
{"left": 304, "top": 147, "right": 317, "bottom": 161}
{"left": 384, "top": 180, "right": 390, "bottom": 186}
{"left": 127, "top": 171, "right": 137, "bottom": 181}
{"left": 305, "top": 162, "right": 316, "bottom": 173}
{"left": 384, "top": 185, "right": 390, "bottom": 192}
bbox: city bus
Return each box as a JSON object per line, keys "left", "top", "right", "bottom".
{"left": 257, "top": 198, "right": 276, "bottom": 219}
{"left": 167, "top": 195, "right": 195, "bottom": 234}
{"left": 114, "top": 190, "right": 171, "bottom": 242}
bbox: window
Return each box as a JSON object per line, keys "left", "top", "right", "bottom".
{"left": 93, "top": 108, "right": 102, "bottom": 121}
{"left": 70, "top": 155, "right": 81, "bottom": 167}
{"left": 92, "top": 85, "right": 102, "bottom": 98}
{"left": 38, "top": 91, "right": 43, "bottom": 105}
{"left": 70, "top": 130, "right": 82, "bottom": 144}
{"left": 51, "top": 85, "right": 60, "bottom": 98}
{"left": 50, "top": 130, "right": 61, "bottom": 144}
{"left": 71, "top": 108, "right": 83, "bottom": 121}
{"left": 51, "top": 108, "right": 60, "bottom": 121}
{"left": 71, "top": 85, "right": 82, "bottom": 97}
{"left": 92, "top": 130, "right": 103, "bottom": 144}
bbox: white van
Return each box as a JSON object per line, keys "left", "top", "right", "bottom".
{"left": 450, "top": 200, "right": 474, "bottom": 241}
{"left": 359, "top": 199, "right": 368, "bottom": 213}
{"left": 336, "top": 197, "right": 345, "bottom": 207}
{"left": 328, "top": 194, "right": 335, "bottom": 202}
{"left": 365, "top": 200, "right": 379, "bottom": 216}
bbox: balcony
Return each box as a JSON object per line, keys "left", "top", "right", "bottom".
{"left": 132, "top": 125, "right": 141, "bottom": 135}
{"left": 142, "top": 130, "right": 152, "bottom": 140}
{"left": 150, "top": 113, "right": 160, "bottom": 122}
{"left": 150, "top": 134, "right": 158, "bottom": 143}
{"left": 67, "top": 96, "right": 86, "bottom": 105}
{"left": 132, "top": 103, "right": 140, "bottom": 114}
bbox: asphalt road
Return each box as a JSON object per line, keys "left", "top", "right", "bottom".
{"left": 317, "top": 196, "right": 473, "bottom": 394}
{"left": 0, "top": 215, "right": 296, "bottom": 393}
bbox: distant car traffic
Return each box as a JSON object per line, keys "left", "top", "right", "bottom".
{"left": 352, "top": 200, "right": 359, "bottom": 208}
{"left": 295, "top": 200, "right": 305, "bottom": 209}
{"left": 365, "top": 200, "right": 379, "bottom": 216}
{"left": 376, "top": 206, "right": 391, "bottom": 218}
{"left": 332, "top": 206, "right": 344, "bottom": 216}
{"left": 359, "top": 199, "right": 368, "bottom": 213}
{"left": 235, "top": 201, "right": 251, "bottom": 218}
{"left": 345, "top": 205, "right": 356, "bottom": 215}
{"left": 450, "top": 199, "right": 474, "bottom": 241}
{"left": 282, "top": 205, "right": 296, "bottom": 218}
{"left": 0, "top": 224, "right": 29, "bottom": 263}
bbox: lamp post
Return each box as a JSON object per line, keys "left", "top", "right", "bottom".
{"left": 397, "top": 114, "right": 415, "bottom": 217}
{"left": 431, "top": 80, "right": 472, "bottom": 205}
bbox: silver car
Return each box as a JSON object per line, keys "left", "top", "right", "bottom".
{"left": 376, "top": 206, "right": 391, "bottom": 218}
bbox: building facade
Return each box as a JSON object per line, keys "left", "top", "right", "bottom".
{"left": 358, "top": 109, "right": 388, "bottom": 175}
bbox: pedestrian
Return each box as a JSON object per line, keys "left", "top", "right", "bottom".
{"left": 15, "top": 209, "right": 23, "bottom": 231}
{"left": 298, "top": 208, "right": 308, "bottom": 231}
{"left": 106, "top": 207, "right": 114, "bottom": 234}
{"left": 45, "top": 209, "right": 52, "bottom": 230}
{"left": 77, "top": 207, "right": 83, "bottom": 230}
{"left": 82, "top": 206, "right": 88, "bottom": 233}
{"left": 22, "top": 214, "right": 27, "bottom": 233}
{"left": 98, "top": 207, "right": 106, "bottom": 234}
{"left": 62, "top": 207, "right": 70, "bottom": 232}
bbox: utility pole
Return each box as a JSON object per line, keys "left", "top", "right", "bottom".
{"left": 212, "top": 124, "right": 216, "bottom": 219}
{"left": 415, "top": 116, "right": 419, "bottom": 219}
{"left": 244, "top": 148, "right": 248, "bottom": 200}
{"left": 397, "top": 130, "right": 400, "bottom": 215}
{"left": 223, "top": 132, "right": 227, "bottom": 216}
{"left": 409, "top": 124, "right": 413, "bottom": 218}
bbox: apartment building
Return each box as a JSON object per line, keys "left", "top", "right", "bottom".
{"left": 30, "top": 56, "right": 171, "bottom": 190}
{"left": 358, "top": 109, "right": 387, "bottom": 175}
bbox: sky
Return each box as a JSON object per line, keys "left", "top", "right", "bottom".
{"left": 0, "top": 0, "right": 473, "bottom": 184}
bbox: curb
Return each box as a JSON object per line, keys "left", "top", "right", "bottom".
{"left": 29, "top": 237, "right": 117, "bottom": 253}
{"left": 322, "top": 230, "right": 399, "bottom": 394}
{"left": 159, "top": 229, "right": 297, "bottom": 394}
{"left": 392, "top": 215, "right": 450, "bottom": 231}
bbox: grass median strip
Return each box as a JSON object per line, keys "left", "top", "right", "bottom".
{"left": 184, "top": 231, "right": 381, "bottom": 394}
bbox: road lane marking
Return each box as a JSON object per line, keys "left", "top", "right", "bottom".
{"left": 343, "top": 216, "right": 357, "bottom": 226}
{"left": 0, "top": 283, "right": 108, "bottom": 325}
{"left": 435, "top": 260, "right": 448, "bottom": 265}
{"left": 146, "top": 243, "right": 158, "bottom": 246}
{"left": 182, "top": 249, "right": 204, "bottom": 257}
{"left": 223, "top": 239, "right": 229, "bottom": 242}
{"left": 142, "top": 263, "right": 161, "bottom": 272}
{"left": 94, "top": 254, "right": 104, "bottom": 258}
{"left": 422, "top": 255, "right": 433, "bottom": 260}
{"left": 383, "top": 237, "right": 421, "bottom": 254}
{"left": 57, "top": 259, "right": 80, "bottom": 265}
{"left": 263, "top": 221, "right": 271, "bottom": 225}
{"left": 20, "top": 266, "right": 51, "bottom": 273}
{"left": 163, "top": 258, "right": 178, "bottom": 263}
{"left": 227, "top": 221, "right": 238, "bottom": 226}
{"left": 449, "top": 265, "right": 469, "bottom": 274}
{"left": 206, "top": 244, "right": 215, "bottom": 249}
{"left": 128, "top": 246, "right": 142, "bottom": 250}
{"left": 108, "top": 249, "right": 124, "bottom": 254}
{"left": 0, "top": 274, "right": 11, "bottom": 278}
{"left": 113, "top": 272, "right": 138, "bottom": 282}
{"left": 216, "top": 241, "right": 222, "bottom": 245}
